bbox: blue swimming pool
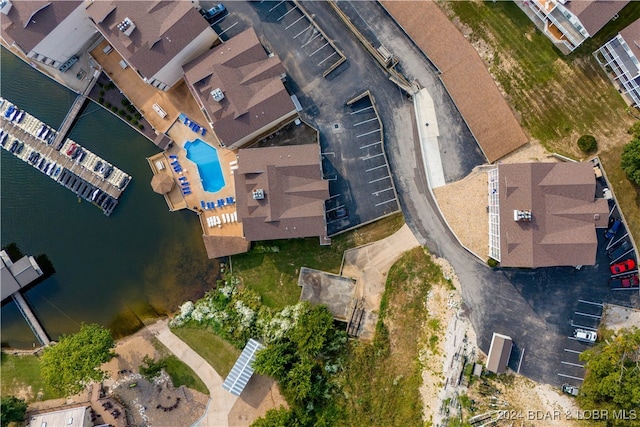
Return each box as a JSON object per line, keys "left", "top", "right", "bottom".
{"left": 184, "top": 139, "right": 225, "bottom": 193}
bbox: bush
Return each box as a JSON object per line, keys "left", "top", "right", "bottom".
{"left": 139, "top": 355, "right": 167, "bottom": 381}
{"left": 98, "top": 82, "right": 104, "bottom": 88}
{"left": 111, "top": 106, "right": 118, "bottom": 113}
{"left": 105, "top": 101, "right": 112, "bottom": 109}
{"left": 135, "top": 112, "right": 142, "bottom": 119}
{"left": 118, "top": 109, "right": 126, "bottom": 116}
{"left": 132, "top": 119, "right": 138, "bottom": 126}
{"left": 577, "top": 135, "right": 597, "bottom": 154}
{"left": 621, "top": 137, "right": 640, "bottom": 186}
{"left": 138, "top": 124, "right": 144, "bottom": 130}
{"left": 127, "top": 105, "right": 135, "bottom": 113}
{"left": 126, "top": 115, "right": 132, "bottom": 121}
{"left": 98, "top": 97, "right": 104, "bottom": 104}
{"left": 120, "top": 98, "right": 129, "bottom": 106}
{"left": 487, "top": 258, "right": 499, "bottom": 268}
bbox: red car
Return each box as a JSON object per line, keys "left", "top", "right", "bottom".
{"left": 621, "top": 275, "right": 640, "bottom": 288}
{"left": 610, "top": 259, "right": 636, "bottom": 275}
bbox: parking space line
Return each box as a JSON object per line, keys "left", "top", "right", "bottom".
{"left": 517, "top": 348, "right": 525, "bottom": 374}
{"left": 360, "top": 141, "right": 382, "bottom": 149}
{"left": 309, "top": 42, "right": 329, "bottom": 57}
{"left": 606, "top": 233, "right": 628, "bottom": 250}
{"left": 366, "top": 164, "right": 387, "bottom": 172}
{"left": 350, "top": 106, "right": 374, "bottom": 115}
{"left": 269, "top": 1, "right": 285, "bottom": 12}
{"left": 353, "top": 117, "right": 378, "bottom": 127}
{"left": 564, "top": 349, "right": 582, "bottom": 354}
{"left": 328, "top": 193, "right": 341, "bottom": 199}
{"left": 217, "top": 22, "right": 238, "bottom": 37}
{"left": 293, "top": 24, "right": 312, "bottom": 38}
{"left": 369, "top": 176, "right": 390, "bottom": 184}
{"left": 558, "top": 373, "right": 584, "bottom": 381}
{"left": 610, "top": 249, "right": 634, "bottom": 264}
{"left": 363, "top": 153, "right": 384, "bottom": 160}
{"left": 325, "top": 204, "right": 344, "bottom": 213}
{"left": 322, "top": 152, "right": 335, "bottom": 156}
{"left": 318, "top": 51, "right": 337, "bottom": 66}
{"left": 356, "top": 129, "right": 381, "bottom": 138}
{"left": 285, "top": 14, "right": 305, "bottom": 29}
{"left": 301, "top": 32, "right": 322, "bottom": 48}
{"left": 571, "top": 322, "right": 597, "bottom": 331}
{"left": 210, "top": 15, "right": 228, "bottom": 26}
{"left": 375, "top": 198, "right": 397, "bottom": 207}
{"left": 575, "top": 311, "right": 601, "bottom": 319}
{"left": 561, "top": 361, "right": 584, "bottom": 368}
{"left": 372, "top": 187, "right": 393, "bottom": 196}
{"left": 577, "top": 300, "right": 604, "bottom": 307}
{"left": 277, "top": 5, "right": 298, "bottom": 21}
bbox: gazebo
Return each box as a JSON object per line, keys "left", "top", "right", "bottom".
{"left": 150, "top": 173, "right": 175, "bottom": 194}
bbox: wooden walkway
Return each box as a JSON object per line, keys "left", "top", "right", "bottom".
{"left": 11, "top": 292, "right": 50, "bottom": 346}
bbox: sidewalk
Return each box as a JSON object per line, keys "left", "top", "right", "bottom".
{"left": 147, "top": 319, "right": 237, "bottom": 427}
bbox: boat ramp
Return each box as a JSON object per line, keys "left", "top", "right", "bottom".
{"left": 0, "top": 97, "right": 131, "bottom": 216}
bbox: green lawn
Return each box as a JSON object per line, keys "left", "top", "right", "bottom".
{"left": 0, "top": 352, "right": 62, "bottom": 402}
{"left": 336, "top": 247, "right": 444, "bottom": 426}
{"left": 163, "top": 355, "right": 209, "bottom": 395}
{"left": 170, "top": 327, "right": 241, "bottom": 378}
{"left": 232, "top": 213, "right": 405, "bottom": 309}
{"left": 446, "top": 1, "right": 635, "bottom": 151}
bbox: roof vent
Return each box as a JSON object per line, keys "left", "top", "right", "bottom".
{"left": 211, "top": 88, "right": 225, "bottom": 102}
{"left": 117, "top": 17, "right": 136, "bottom": 36}
{"left": 513, "top": 209, "right": 532, "bottom": 222}
{"left": 252, "top": 189, "right": 264, "bottom": 200}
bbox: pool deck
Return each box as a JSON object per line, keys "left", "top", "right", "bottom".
{"left": 148, "top": 118, "right": 244, "bottom": 240}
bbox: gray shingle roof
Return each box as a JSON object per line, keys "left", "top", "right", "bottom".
{"left": 498, "top": 162, "right": 609, "bottom": 268}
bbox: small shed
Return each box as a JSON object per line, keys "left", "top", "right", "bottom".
{"left": 486, "top": 333, "right": 512, "bottom": 374}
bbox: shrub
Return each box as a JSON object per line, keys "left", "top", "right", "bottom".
{"left": 98, "top": 97, "right": 104, "bottom": 104}
{"left": 126, "top": 115, "right": 132, "bottom": 121}
{"left": 135, "top": 112, "right": 142, "bottom": 119}
{"left": 139, "top": 355, "right": 167, "bottom": 381}
{"left": 111, "top": 106, "right": 118, "bottom": 113}
{"left": 132, "top": 119, "right": 138, "bottom": 126}
{"left": 621, "top": 137, "right": 640, "bottom": 186}
{"left": 105, "top": 101, "right": 111, "bottom": 109}
{"left": 120, "top": 98, "right": 129, "bottom": 106}
{"left": 99, "top": 90, "right": 105, "bottom": 96}
{"left": 487, "top": 258, "right": 499, "bottom": 268}
{"left": 139, "top": 124, "right": 144, "bottom": 130}
{"left": 98, "top": 82, "right": 104, "bottom": 88}
{"left": 127, "top": 105, "right": 135, "bottom": 113}
{"left": 577, "top": 135, "right": 597, "bottom": 154}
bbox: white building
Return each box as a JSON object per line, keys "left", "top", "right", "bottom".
{"left": 29, "top": 406, "right": 92, "bottom": 427}
{"left": 518, "top": 0, "right": 628, "bottom": 54}
{"left": 0, "top": 0, "right": 97, "bottom": 69}
{"left": 596, "top": 18, "right": 640, "bottom": 108}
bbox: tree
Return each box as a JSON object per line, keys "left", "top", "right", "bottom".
{"left": 251, "top": 406, "right": 295, "bottom": 427}
{"left": 139, "top": 355, "right": 167, "bottom": 381}
{"left": 1, "top": 396, "right": 27, "bottom": 427}
{"left": 41, "top": 323, "right": 115, "bottom": 396}
{"left": 621, "top": 137, "right": 640, "bottom": 186}
{"left": 577, "top": 134, "right": 597, "bottom": 154}
{"left": 579, "top": 327, "right": 640, "bottom": 426}
{"left": 628, "top": 121, "right": 640, "bottom": 138}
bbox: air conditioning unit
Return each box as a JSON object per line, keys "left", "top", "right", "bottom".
{"left": 117, "top": 17, "right": 136, "bottom": 36}
{"left": 252, "top": 189, "right": 264, "bottom": 200}
{"left": 211, "top": 88, "right": 224, "bottom": 102}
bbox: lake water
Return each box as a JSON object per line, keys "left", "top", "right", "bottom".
{"left": 0, "top": 48, "right": 219, "bottom": 348}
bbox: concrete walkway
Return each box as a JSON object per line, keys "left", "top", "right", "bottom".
{"left": 147, "top": 320, "right": 237, "bottom": 427}
{"left": 341, "top": 224, "right": 421, "bottom": 339}
{"left": 414, "top": 88, "right": 445, "bottom": 189}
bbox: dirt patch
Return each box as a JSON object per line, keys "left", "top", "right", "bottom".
{"left": 601, "top": 304, "right": 640, "bottom": 333}
{"left": 228, "top": 374, "right": 287, "bottom": 426}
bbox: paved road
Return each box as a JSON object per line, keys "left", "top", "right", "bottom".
{"left": 147, "top": 320, "right": 237, "bottom": 427}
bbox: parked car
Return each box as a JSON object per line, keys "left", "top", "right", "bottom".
{"left": 610, "top": 259, "right": 636, "bottom": 275}
{"left": 327, "top": 207, "right": 348, "bottom": 221}
{"left": 607, "top": 240, "right": 631, "bottom": 260}
{"left": 605, "top": 219, "right": 622, "bottom": 239}
{"left": 573, "top": 328, "right": 597, "bottom": 343}
{"left": 200, "top": 3, "right": 226, "bottom": 21}
{"left": 561, "top": 384, "right": 579, "bottom": 396}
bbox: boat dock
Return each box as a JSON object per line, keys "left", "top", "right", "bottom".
{"left": 0, "top": 97, "right": 131, "bottom": 216}
{"left": 11, "top": 292, "right": 51, "bottom": 346}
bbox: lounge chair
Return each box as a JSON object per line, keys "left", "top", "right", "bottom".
{"left": 201, "top": 201, "right": 205, "bottom": 209}
{"left": 201, "top": 128, "right": 206, "bottom": 136}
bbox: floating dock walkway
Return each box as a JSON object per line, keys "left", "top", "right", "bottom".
{"left": 0, "top": 97, "right": 131, "bottom": 216}
{"left": 11, "top": 292, "right": 50, "bottom": 346}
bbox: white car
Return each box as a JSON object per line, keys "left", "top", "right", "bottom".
{"left": 573, "top": 328, "right": 597, "bottom": 343}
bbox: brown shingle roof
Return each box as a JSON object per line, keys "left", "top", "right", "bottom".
{"left": 183, "top": 28, "right": 297, "bottom": 149}
{"left": 202, "top": 235, "right": 251, "bottom": 259}
{"left": 1, "top": 1, "right": 81, "bottom": 54}
{"left": 565, "top": 0, "right": 629, "bottom": 36}
{"left": 86, "top": 1, "right": 209, "bottom": 81}
{"left": 234, "top": 145, "right": 329, "bottom": 241}
{"left": 498, "top": 163, "right": 609, "bottom": 268}
{"left": 620, "top": 18, "right": 640, "bottom": 62}
{"left": 380, "top": 1, "right": 528, "bottom": 162}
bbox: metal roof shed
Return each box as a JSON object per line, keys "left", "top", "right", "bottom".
{"left": 486, "top": 333, "right": 513, "bottom": 374}
{"left": 222, "top": 338, "right": 264, "bottom": 396}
